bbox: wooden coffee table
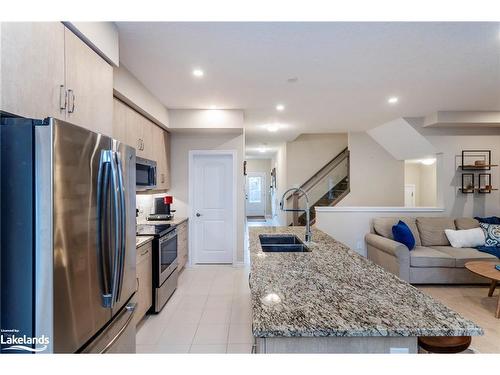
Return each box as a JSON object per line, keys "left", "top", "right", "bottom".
{"left": 465, "top": 261, "right": 500, "bottom": 318}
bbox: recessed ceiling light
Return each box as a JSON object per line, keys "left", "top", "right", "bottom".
{"left": 267, "top": 125, "right": 280, "bottom": 132}
{"left": 276, "top": 104, "right": 285, "bottom": 112}
{"left": 421, "top": 158, "right": 436, "bottom": 166}
{"left": 209, "top": 105, "right": 217, "bottom": 109}
{"left": 258, "top": 148, "right": 267, "bottom": 153}
{"left": 387, "top": 96, "right": 399, "bottom": 104}
{"left": 192, "top": 69, "right": 204, "bottom": 78}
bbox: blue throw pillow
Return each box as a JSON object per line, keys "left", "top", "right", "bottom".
{"left": 392, "top": 220, "right": 416, "bottom": 250}
{"left": 479, "top": 223, "right": 500, "bottom": 247}
{"left": 475, "top": 216, "right": 500, "bottom": 225}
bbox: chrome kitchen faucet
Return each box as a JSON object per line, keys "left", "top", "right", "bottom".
{"left": 280, "top": 187, "right": 312, "bottom": 243}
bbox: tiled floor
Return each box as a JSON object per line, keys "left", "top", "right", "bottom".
{"left": 136, "top": 265, "right": 253, "bottom": 353}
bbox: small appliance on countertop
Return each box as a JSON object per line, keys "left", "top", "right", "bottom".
{"left": 147, "top": 196, "right": 176, "bottom": 221}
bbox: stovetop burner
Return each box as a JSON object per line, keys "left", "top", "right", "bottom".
{"left": 136, "top": 223, "right": 173, "bottom": 237}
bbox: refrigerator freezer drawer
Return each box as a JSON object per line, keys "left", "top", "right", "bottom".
{"left": 80, "top": 300, "right": 137, "bottom": 354}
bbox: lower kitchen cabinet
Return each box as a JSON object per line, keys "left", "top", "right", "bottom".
{"left": 177, "top": 220, "right": 189, "bottom": 271}
{"left": 135, "top": 241, "right": 152, "bottom": 326}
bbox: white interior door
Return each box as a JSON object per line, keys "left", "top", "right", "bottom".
{"left": 192, "top": 153, "right": 234, "bottom": 264}
{"left": 404, "top": 184, "right": 416, "bottom": 207}
{"left": 246, "top": 172, "right": 266, "bottom": 217}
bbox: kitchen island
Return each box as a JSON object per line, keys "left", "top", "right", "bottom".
{"left": 249, "top": 226, "right": 483, "bottom": 353}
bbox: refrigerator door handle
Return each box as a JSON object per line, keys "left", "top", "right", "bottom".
{"left": 97, "top": 151, "right": 113, "bottom": 308}
{"left": 115, "top": 152, "right": 126, "bottom": 302}
{"left": 109, "top": 151, "right": 121, "bottom": 307}
{"left": 100, "top": 303, "right": 136, "bottom": 354}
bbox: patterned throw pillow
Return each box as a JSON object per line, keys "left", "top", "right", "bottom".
{"left": 479, "top": 223, "right": 500, "bottom": 247}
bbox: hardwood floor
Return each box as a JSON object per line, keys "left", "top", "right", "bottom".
{"left": 418, "top": 285, "right": 500, "bottom": 353}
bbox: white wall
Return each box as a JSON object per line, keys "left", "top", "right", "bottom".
{"left": 168, "top": 131, "right": 246, "bottom": 263}
{"left": 169, "top": 109, "right": 244, "bottom": 131}
{"left": 286, "top": 133, "right": 348, "bottom": 187}
{"left": 246, "top": 159, "right": 272, "bottom": 217}
{"left": 338, "top": 131, "right": 405, "bottom": 206}
{"left": 404, "top": 162, "right": 437, "bottom": 207}
{"left": 315, "top": 207, "right": 445, "bottom": 256}
{"left": 272, "top": 143, "right": 288, "bottom": 226}
{"left": 316, "top": 119, "right": 500, "bottom": 257}
{"left": 408, "top": 117, "right": 500, "bottom": 218}
{"left": 113, "top": 64, "right": 170, "bottom": 128}
{"left": 64, "top": 22, "right": 119, "bottom": 66}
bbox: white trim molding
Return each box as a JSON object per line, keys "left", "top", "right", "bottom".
{"left": 315, "top": 206, "right": 445, "bottom": 213}
{"left": 188, "top": 150, "right": 238, "bottom": 266}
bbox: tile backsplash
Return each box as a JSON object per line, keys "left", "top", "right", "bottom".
{"left": 136, "top": 193, "right": 169, "bottom": 220}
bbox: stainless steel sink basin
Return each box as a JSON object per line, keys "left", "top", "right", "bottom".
{"left": 258, "top": 234, "right": 310, "bottom": 252}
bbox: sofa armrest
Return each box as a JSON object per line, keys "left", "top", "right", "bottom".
{"left": 365, "top": 233, "right": 409, "bottom": 257}
{"left": 365, "top": 233, "right": 410, "bottom": 282}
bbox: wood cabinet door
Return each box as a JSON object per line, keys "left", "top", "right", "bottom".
{"left": 151, "top": 124, "right": 167, "bottom": 189}
{"left": 1, "top": 22, "right": 65, "bottom": 119}
{"left": 135, "top": 242, "right": 152, "bottom": 326}
{"left": 124, "top": 105, "right": 143, "bottom": 154}
{"left": 64, "top": 27, "right": 113, "bottom": 136}
{"left": 140, "top": 116, "right": 153, "bottom": 160}
{"left": 112, "top": 98, "right": 128, "bottom": 144}
{"left": 163, "top": 131, "right": 171, "bottom": 190}
{"left": 177, "top": 221, "right": 188, "bottom": 270}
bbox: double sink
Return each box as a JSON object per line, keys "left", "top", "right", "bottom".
{"left": 259, "top": 234, "right": 311, "bottom": 253}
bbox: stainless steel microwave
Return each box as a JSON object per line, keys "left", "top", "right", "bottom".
{"left": 136, "top": 156, "right": 157, "bottom": 190}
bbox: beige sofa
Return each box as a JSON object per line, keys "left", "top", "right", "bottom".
{"left": 365, "top": 217, "right": 498, "bottom": 284}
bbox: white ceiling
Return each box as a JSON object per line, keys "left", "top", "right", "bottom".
{"left": 116, "top": 22, "right": 500, "bottom": 153}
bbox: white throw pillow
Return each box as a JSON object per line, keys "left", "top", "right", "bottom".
{"left": 444, "top": 228, "right": 485, "bottom": 248}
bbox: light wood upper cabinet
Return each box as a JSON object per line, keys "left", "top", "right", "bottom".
{"left": 112, "top": 98, "right": 128, "bottom": 144}
{"left": 1, "top": 23, "right": 113, "bottom": 137}
{"left": 112, "top": 97, "right": 171, "bottom": 191}
{"left": 1, "top": 22, "right": 66, "bottom": 120}
{"left": 64, "top": 28, "right": 113, "bottom": 136}
{"left": 151, "top": 124, "right": 170, "bottom": 190}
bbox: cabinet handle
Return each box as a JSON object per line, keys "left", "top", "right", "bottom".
{"left": 140, "top": 249, "right": 149, "bottom": 256}
{"left": 161, "top": 173, "right": 165, "bottom": 183}
{"left": 59, "top": 85, "right": 67, "bottom": 110}
{"left": 136, "top": 277, "right": 139, "bottom": 292}
{"left": 68, "top": 89, "right": 75, "bottom": 113}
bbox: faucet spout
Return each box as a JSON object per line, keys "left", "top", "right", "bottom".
{"left": 279, "top": 187, "right": 312, "bottom": 243}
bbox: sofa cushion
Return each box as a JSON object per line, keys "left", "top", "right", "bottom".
{"left": 430, "top": 246, "right": 498, "bottom": 267}
{"left": 455, "top": 217, "right": 480, "bottom": 230}
{"left": 416, "top": 217, "right": 456, "bottom": 246}
{"left": 409, "top": 246, "right": 455, "bottom": 268}
{"left": 373, "top": 217, "right": 421, "bottom": 246}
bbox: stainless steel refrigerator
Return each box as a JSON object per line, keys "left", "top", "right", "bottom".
{"left": 1, "top": 117, "right": 137, "bottom": 353}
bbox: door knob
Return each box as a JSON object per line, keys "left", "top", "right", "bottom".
{"left": 196, "top": 213, "right": 201, "bottom": 217}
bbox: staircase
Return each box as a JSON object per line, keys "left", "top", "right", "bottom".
{"left": 288, "top": 147, "right": 350, "bottom": 226}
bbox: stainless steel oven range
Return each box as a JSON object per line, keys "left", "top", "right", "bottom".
{"left": 137, "top": 223, "right": 178, "bottom": 312}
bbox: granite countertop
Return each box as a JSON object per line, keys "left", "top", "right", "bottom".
{"left": 136, "top": 236, "right": 154, "bottom": 248}
{"left": 137, "top": 216, "right": 188, "bottom": 226}
{"left": 249, "top": 226, "right": 483, "bottom": 338}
